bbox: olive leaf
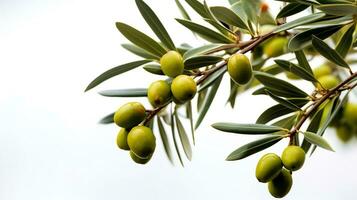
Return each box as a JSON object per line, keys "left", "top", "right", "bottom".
{"left": 198, "top": 66, "right": 227, "bottom": 92}
{"left": 85, "top": 60, "right": 151, "bottom": 92}
{"left": 288, "top": 25, "right": 342, "bottom": 51}
{"left": 157, "top": 117, "right": 174, "bottom": 164}
{"left": 226, "top": 135, "right": 284, "bottom": 161}
{"left": 254, "top": 71, "right": 308, "bottom": 97}
{"left": 273, "top": 12, "right": 325, "bottom": 33}
{"left": 276, "top": 3, "right": 309, "bottom": 19}
{"left": 98, "top": 112, "right": 115, "bottom": 124}
{"left": 116, "top": 22, "right": 167, "bottom": 57}
{"left": 317, "top": 4, "right": 357, "bottom": 16}
{"left": 274, "top": 59, "right": 317, "bottom": 82}
{"left": 183, "top": 43, "right": 225, "bottom": 60}
{"left": 185, "top": 0, "right": 210, "bottom": 19}
{"left": 301, "top": 109, "right": 324, "bottom": 153}
{"left": 176, "top": 19, "right": 233, "bottom": 43}
{"left": 302, "top": 132, "right": 334, "bottom": 152}
{"left": 210, "top": 6, "right": 248, "bottom": 30}
{"left": 272, "top": 114, "right": 298, "bottom": 130}
{"left": 212, "top": 123, "right": 285, "bottom": 135}
{"left": 175, "top": 0, "right": 191, "bottom": 20}
{"left": 98, "top": 88, "right": 147, "bottom": 97}
{"left": 195, "top": 75, "right": 223, "bottom": 129}
{"left": 294, "top": 50, "right": 313, "bottom": 74}
{"left": 135, "top": 0, "right": 176, "bottom": 50}
{"left": 311, "top": 35, "right": 350, "bottom": 69}
{"left": 184, "top": 55, "right": 223, "bottom": 69}
{"left": 187, "top": 101, "right": 195, "bottom": 145}
{"left": 143, "top": 64, "right": 164, "bottom": 75}
{"left": 174, "top": 110, "right": 193, "bottom": 161}
{"left": 335, "top": 24, "right": 355, "bottom": 58}
{"left": 121, "top": 44, "right": 159, "bottom": 60}
{"left": 170, "top": 106, "right": 184, "bottom": 167}
{"left": 265, "top": 90, "right": 302, "bottom": 111}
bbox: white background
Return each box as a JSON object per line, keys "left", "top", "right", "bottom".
{"left": 1, "top": 0, "right": 357, "bottom": 199}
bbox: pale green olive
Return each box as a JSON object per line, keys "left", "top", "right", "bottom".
{"left": 228, "top": 54, "right": 252, "bottom": 85}
{"left": 130, "top": 151, "right": 152, "bottom": 164}
{"left": 313, "top": 64, "right": 332, "bottom": 79}
{"left": 116, "top": 128, "right": 130, "bottom": 150}
{"left": 281, "top": 146, "right": 305, "bottom": 171}
{"left": 127, "top": 126, "right": 156, "bottom": 159}
{"left": 263, "top": 37, "right": 288, "bottom": 58}
{"left": 147, "top": 80, "right": 171, "bottom": 107}
{"left": 114, "top": 102, "right": 146, "bottom": 129}
{"left": 317, "top": 75, "right": 339, "bottom": 90}
{"left": 256, "top": 153, "right": 283, "bottom": 183}
{"left": 160, "top": 51, "right": 184, "bottom": 78}
{"left": 171, "top": 75, "right": 197, "bottom": 103}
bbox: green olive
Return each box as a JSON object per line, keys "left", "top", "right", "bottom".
{"left": 256, "top": 153, "right": 283, "bottom": 183}
{"left": 268, "top": 169, "right": 293, "bottom": 198}
{"left": 116, "top": 128, "right": 130, "bottom": 150}
{"left": 313, "top": 64, "right": 332, "bottom": 79}
{"left": 160, "top": 51, "right": 184, "bottom": 78}
{"left": 171, "top": 75, "right": 197, "bottom": 103}
{"left": 129, "top": 151, "right": 152, "bottom": 164}
{"left": 343, "top": 103, "right": 357, "bottom": 125}
{"left": 228, "top": 54, "right": 252, "bottom": 85}
{"left": 127, "top": 126, "right": 156, "bottom": 159}
{"left": 336, "top": 124, "right": 353, "bottom": 143}
{"left": 114, "top": 102, "right": 146, "bottom": 129}
{"left": 281, "top": 146, "right": 305, "bottom": 171}
{"left": 263, "top": 37, "right": 288, "bottom": 58}
{"left": 317, "top": 75, "right": 339, "bottom": 90}
{"left": 147, "top": 80, "right": 171, "bottom": 107}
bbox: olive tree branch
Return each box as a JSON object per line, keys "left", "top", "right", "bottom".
{"left": 289, "top": 72, "right": 357, "bottom": 136}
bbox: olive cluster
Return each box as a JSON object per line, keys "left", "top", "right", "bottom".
{"left": 256, "top": 145, "right": 305, "bottom": 198}
{"left": 114, "top": 102, "right": 155, "bottom": 164}
{"left": 114, "top": 50, "right": 198, "bottom": 164}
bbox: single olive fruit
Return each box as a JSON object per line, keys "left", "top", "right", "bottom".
{"left": 116, "top": 128, "right": 130, "bottom": 150}
{"left": 113, "top": 102, "right": 146, "bottom": 129}
{"left": 160, "top": 51, "right": 184, "bottom": 78}
{"left": 313, "top": 64, "right": 332, "bottom": 79}
{"left": 129, "top": 151, "right": 152, "bottom": 165}
{"left": 127, "top": 126, "right": 156, "bottom": 159}
{"left": 336, "top": 124, "right": 353, "bottom": 143}
{"left": 256, "top": 153, "right": 283, "bottom": 183}
{"left": 263, "top": 37, "right": 288, "bottom": 58}
{"left": 343, "top": 103, "right": 357, "bottom": 125}
{"left": 268, "top": 169, "right": 293, "bottom": 198}
{"left": 171, "top": 75, "right": 197, "bottom": 103}
{"left": 147, "top": 80, "right": 171, "bottom": 107}
{"left": 281, "top": 146, "right": 305, "bottom": 171}
{"left": 317, "top": 75, "right": 339, "bottom": 90}
{"left": 228, "top": 54, "right": 252, "bottom": 85}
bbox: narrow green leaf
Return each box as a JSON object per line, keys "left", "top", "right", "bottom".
{"left": 272, "top": 114, "right": 298, "bottom": 129}
{"left": 288, "top": 25, "right": 342, "bottom": 51}
{"left": 265, "top": 90, "right": 302, "bottom": 111}
{"left": 85, "top": 60, "right": 151, "bottom": 92}
{"left": 121, "top": 44, "right": 159, "bottom": 59}
{"left": 187, "top": 101, "right": 195, "bottom": 145}
{"left": 254, "top": 71, "right": 309, "bottom": 97}
{"left": 317, "top": 4, "right": 357, "bottom": 16}
{"left": 116, "top": 22, "right": 167, "bottom": 57}
{"left": 210, "top": 6, "right": 248, "bottom": 30}
{"left": 136, "top": 0, "right": 176, "bottom": 50}
{"left": 184, "top": 55, "right": 223, "bottom": 69}
{"left": 171, "top": 106, "right": 184, "bottom": 166}
{"left": 301, "top": 108, "right": 324, "bottom": 153}
{"left": 143, "top": 64, "right": 164, "bottom": 75}
{"left": 299, "top": 16, "right": 353, "bottom": 29}
{"left": 227, "top": 79, "right": 239, "bottom": 108}
{"left": 98, "top": 88, "right": 147, "bottom": 97}
{"left": 253, "top": 87, "right": 304, "bottom": 98}
{"left": 174, "top": 110, "right": 193, "bottom": 161}
{"left": 277, "top": 3, "right": 309, "bottom": 19}
{"left": 294, "top": 50, "right": 313, "bottom": 74}
{"left": 273, "top": 12, "right": 325, "bottom": 33}
{"left": 183, "top": 43, "right": 225, "bottom": 60}
{"left": 98, "top": 112, "right": 114, "bottom": 124}
{"left": 336, "top": 24, "right": 355, "bottom": 58}
{"left": 226, "top": 135, "right": 284, "bottom": 161}
{"left": 274, "top": 59, "right": 317, "bottom": 82}
{"left": 176, "top": 19, "right": 233, "bottom": 43}
{"left": 198, "top": 66, "right": 227, "bottom": 92}
{"left": 175, "top": 0, "right": 191, "bottom": 20}
{"left": 212, "top": 123, "right": 285, "bottom": 134}
{"left": 185, "top": 0, "right": 209, "bottom": 18}
{"left": 157, "top": 117, "right": 174, "bottom": 164}
{"left": 197, "top": 88, "right": 208, "bottom": 111}
{"left": 312, "top": 35, "right": 350, "bottom": 68}
{"left": 195, "top": 75, "right": 222, "bottom": 129}
{"left": 303, "top": 132, "right": 334, "bottom": 151}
